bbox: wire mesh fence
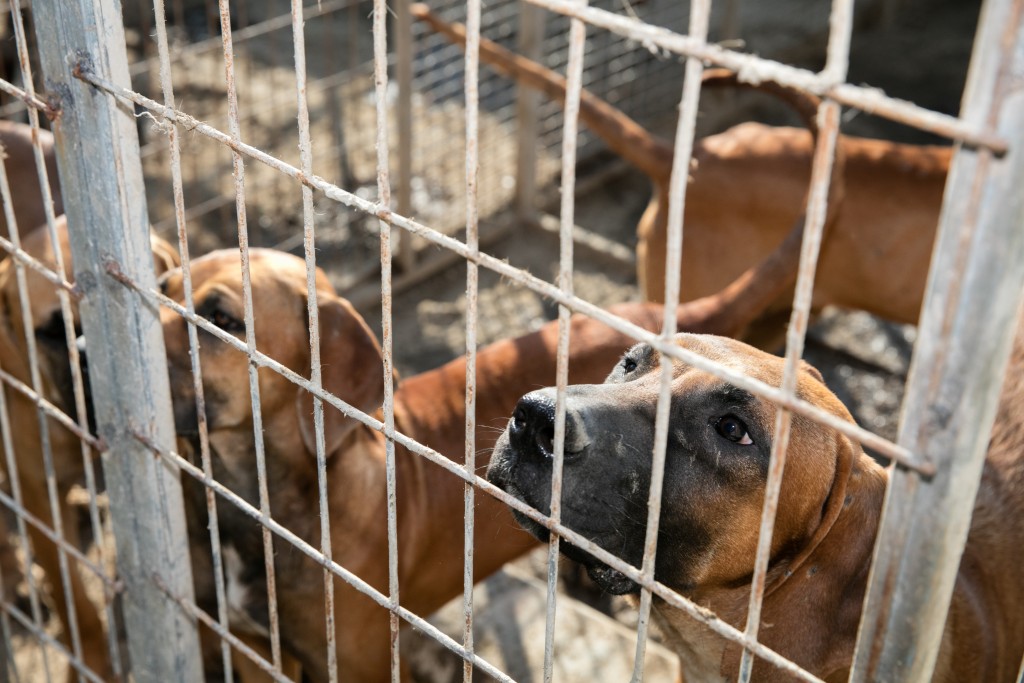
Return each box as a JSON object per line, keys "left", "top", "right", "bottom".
{"left": 0, "top": 0, "right": 1020, "bottom": 681}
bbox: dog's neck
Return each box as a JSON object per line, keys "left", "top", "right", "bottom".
{"left": 654, "top": 452, "right": 888, "bottom": 682}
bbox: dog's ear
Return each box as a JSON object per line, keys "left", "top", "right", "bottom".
{"left": 296, "top": 295, "right": 386, "bottom": 458}
{"left": 149, "top": 233, "right": 181, "bottom": 276}
{"left": 800, "top": 359, "right": 824, "bottom": 384}
{"left": 721, "top": 434, "right": 876, "bottom": 681}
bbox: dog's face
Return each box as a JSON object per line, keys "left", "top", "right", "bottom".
{"left": 0, "top": 217, "right": 180, "bottom": 435}
{"left": 0, "top": 223, "right": 81, "bottom": 406}
{"left": 160, "top": 248, "right": 386, "bottom": 478}
{"left": 487, "top": 333, "right": 856, "bottom": 595}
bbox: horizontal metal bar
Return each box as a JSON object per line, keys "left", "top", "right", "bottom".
{"left": 0, "top": 600, "right": 104, "bottom": 683}
{"left": 151, "top": 575, "right": 295, "bottom": 683}
{"left": 0, "top": 368, "right": 103, "bottom": 450}
{"left": 0, "top": 78, "right": 55, "bottom": 118}
{"left": 82, "top": 74, "right": 928, "bottom": 472}
{"left": 0, "top": 236, "right": 81, "bottom": 300}
{"left": 0, "top": 489, "right": 121, "bottom": 591}
{"left": 520, "top": 0, "right": 1006, "bottom": 153}
{"left": 132, "top": 431, "right": 518, "bottom": 683}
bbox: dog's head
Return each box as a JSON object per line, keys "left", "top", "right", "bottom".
{"left": 487, "top": 333, "right": 859, "bottom": 596}
{"left": 0, "top": 219, "right": 81, "bottom": 406}
{"left": 160, "top": 248, "right": 386, "bottom": 471}
{"left": 0, "top": 216, "right": 180, "bottom": 434}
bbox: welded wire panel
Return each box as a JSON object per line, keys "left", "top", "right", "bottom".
{"left": 627, "top": 0, "right": 711, "bottom": 676}
{"left": 541, "top": 0, "right": 588, "bottom": 679}
{"left": 212, "top": 0, "right": 287, "bottom": 673}
{"left": 15, "top": 0, "right": 1020, "bottom": 682}
{"left": 460, "top": 0, "right": 483, "bottom": 680}
{"left": 28, "top": 0, "right": 203, "bottom": 680}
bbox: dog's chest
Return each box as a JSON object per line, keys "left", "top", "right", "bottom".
{"left": 651, "top": 602, "right": 727, "bottom": 683}
{"left": 223, "top": 545, "right": 270, "bottom": 638}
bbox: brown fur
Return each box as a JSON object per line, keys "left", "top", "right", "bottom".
{"left": 162, "top": 242, "right": 803, "bottom": 681}
{"left": 489, "top": 330, "right": 1024, "bottom": 681}
{"left": 0, "top": 120, "right": 62, "bottom": 244}
{"left": 411, "top": 4, "right": 946, "bottom": 334}
{"left": 0, "top": 215, "right": 179, "bottom": 680}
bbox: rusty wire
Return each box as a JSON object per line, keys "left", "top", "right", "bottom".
{"left": 541, "top": 0, "right": 588, "bottom": 678}
{"left": 461, "top": 0, "right": 482, "bottom": 679}
{"left": 149, "top": 0, "right": 235, "bottom": 677}
{"left": 215, "top": 0, "right": 285, "bottom": 672}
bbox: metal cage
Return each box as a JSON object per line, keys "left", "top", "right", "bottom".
{"left": 0, "top": 0, "right": 1020, "bottom": 680}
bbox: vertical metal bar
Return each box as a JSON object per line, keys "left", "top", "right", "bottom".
{"left": 736, "top": 3, "right": 851, "bottom": 679}
{"left": 29, "top": 0, "right": 204, "bottom": 679}
{"left": 0, "top": 162, "right": 51, "bottom": 683}
{"left": 372, "top": 0, "right": 401, "bottom": 678}
{"left": 629, "top": 2, "right": 709, "bottom": 680}
{"left": 461, "top": 0, "right": 481, "bottom": 679}
{"left": 149, "top": 0, "right": 234, "bottom": 679}
{"left": 290, "top": 0, "right": 339, "bottom": 679}
{"left": 215, "top": 0, "right": 285, "bottom": 673}
{"left": 735, "top": 102, "right": 841, "bottom": 682}
{"left": 395, "top": 0, "right": 415, "bottom": 270}
{"left": 851, "top": 0, "right": 1024, "bottom": 680}
{"left": 514, "top": 1, "right": 545, "bottom": 218}
{"left": 543, "top": 1, "right": 586, "bottom": 680}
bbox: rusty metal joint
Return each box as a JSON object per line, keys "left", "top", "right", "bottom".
{"left": 103, "top": 257, "right": 131, "bottom": 285}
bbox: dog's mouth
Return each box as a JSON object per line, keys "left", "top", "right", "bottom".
{"left": 495, "top": 467, "right": 642, "bottom": 597}
{"left": 583, "top": 564, "right": 639, "bottom": 595}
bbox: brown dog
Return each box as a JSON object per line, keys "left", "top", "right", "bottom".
{"left": 161, "top": 240, "right": 804, "bottom": 681}
{"left": 487, "top": 331, "right": 1024, "bottom": 681}
{"left": 0, "top": 120, "right": 63, "bottom": 246}
{"left": 412, "top": 5, "right": 948, "bottom": 334}
{"left": 0, "top": 215, "right": 178, "bottom": 680}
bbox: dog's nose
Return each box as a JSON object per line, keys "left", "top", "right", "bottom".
{"left": 510, "top": 390, "right": 556, "bottom": 458}
{"left": 509, "top": 389, "right": 590, "bottom": 460}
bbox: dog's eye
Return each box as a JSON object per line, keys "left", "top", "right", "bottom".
{"left": 622, "top": 357, "right": 638, "bottom": 373}
{"left": 207, "top": 308, "right": 243, "bottom": 332}
{"left": 714, "top": 415, "right": 753, "bottom": 445}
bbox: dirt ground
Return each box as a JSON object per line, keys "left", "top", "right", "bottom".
{"left": 2, "top": 0, "right": 984, "bottom": 679}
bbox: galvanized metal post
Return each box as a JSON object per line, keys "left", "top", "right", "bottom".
{"left": 851, "top": 0, "right": 1024, "bottom": 680}
{"left": 29, "top": 0, "right": 203, "bottom": 681}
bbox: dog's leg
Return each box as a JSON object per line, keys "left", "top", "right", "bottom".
{"left": 19, "top": 474, "right": 110, "bottom": 681}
